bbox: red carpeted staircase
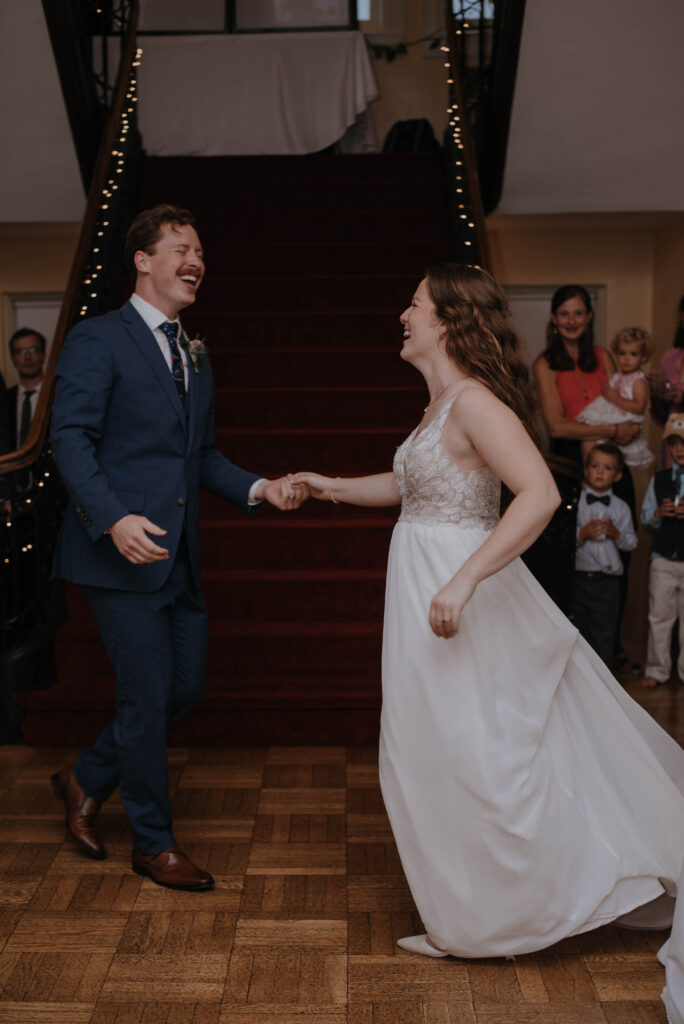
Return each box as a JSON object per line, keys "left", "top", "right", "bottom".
{"left": 29, "top": 153, "right": 451, "bottom": 746}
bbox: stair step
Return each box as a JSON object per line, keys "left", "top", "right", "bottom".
{"left": 65, "top": 570, "right": 388, "bottom": 624}
{"left": 208, "top": 349, "right": 421, "bottom": 388}
{"left": 194, "top": 208, "right": 450, "bottom": 245}
{"left": 183, "top": 312, "right": 405, "bottom": 349}
{"left": 215, "top": 426, "right": 409, "bottom": 476}
{"left": 161, "top": 178, "right": 447, "bottom": 213}
{"left": 203, "top": 241, "right": 443, "bottom": 276}
{"left": 195, "top": 274, "right": 419, "bottom": 312}
{"left": 198, "top": 493, "right": 399, "bottom": 519}
{"left": 204, "top": 676, "right": 381, "bottom": 708}
{"left": 197, "top": 518, "right": 394, "bottom": 569}
{"left": 217, "top": 569, "right": 388, "bottom": 622}
{"left": 213, "top": 387, "right": 424, "bottom": 429}
{"left": 56, "top": 616, "right": 384, "bottom": 681}
{"left": 37, "top": 670, "right": 380, "bottom": 710}
{"left": 142, "top": 152, "right": 447, "bottom": 185}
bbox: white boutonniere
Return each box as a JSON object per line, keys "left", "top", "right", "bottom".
{"left": 180, "top": 334, "right": 208, "bottom": 374}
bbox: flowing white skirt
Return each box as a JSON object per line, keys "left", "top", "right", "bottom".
{"left": 379, "top": 521, "right": 684, "bottom": 958}
{"left": 662, "top": 859, "right": 684, "bottom": 1023}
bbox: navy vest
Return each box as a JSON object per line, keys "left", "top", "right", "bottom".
{"left": 652, "top": 469, "right": 684, "bottom": 560}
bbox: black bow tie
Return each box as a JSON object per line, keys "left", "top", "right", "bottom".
{"left": 587, "top": 493, "right": 610, "bottom": 506}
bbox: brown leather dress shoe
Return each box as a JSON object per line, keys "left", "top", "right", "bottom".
{"left": 51, "top": 766, "right": 105, "bottom": 860}
{"left": 131, "top": 846, "right": 214, "bottom": 890}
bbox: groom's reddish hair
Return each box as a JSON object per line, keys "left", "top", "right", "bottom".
{"left": 124, "top": 204, "right": 196, "bottom": 278}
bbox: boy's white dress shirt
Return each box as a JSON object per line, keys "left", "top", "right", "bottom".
{"left": 575, "top": 487, "right": 637, "bottom": 574}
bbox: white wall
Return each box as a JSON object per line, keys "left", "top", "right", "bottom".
{"left": 499, "top": 0, "right": 684, "bottom": 214}
{"left": 0, "top": 1, "right": 84, "bottom": 222}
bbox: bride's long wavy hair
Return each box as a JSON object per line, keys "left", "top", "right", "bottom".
{"left": 425, "top": 263, "right": 540, "bottom": 447}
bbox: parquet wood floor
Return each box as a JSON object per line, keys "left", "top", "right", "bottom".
{"left": 1, "top": 678, "right": 682, "bottom": 1023}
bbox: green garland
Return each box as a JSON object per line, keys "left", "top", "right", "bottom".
{"left": 366, "top": 30, "right": 443, "bottom": 63}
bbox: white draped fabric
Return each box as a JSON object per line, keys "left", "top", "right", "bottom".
{"left": 135, "top": 31, "right": 379, "bottom": 155}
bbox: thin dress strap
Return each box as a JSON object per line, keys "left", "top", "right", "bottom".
{"left": 435, "top": 380, "right": 488, "bottom": 420}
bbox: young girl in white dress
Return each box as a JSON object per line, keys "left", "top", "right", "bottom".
{"left": 577, "top": 326, "right": 654, "bottom": 468}
{"left": 293, "top": 265, "right": 684, "bottom": 959}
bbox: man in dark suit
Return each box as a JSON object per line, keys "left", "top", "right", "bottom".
{"left": 6, "top": 327, "right": 46, "bottom": 449}
{"left": 50, "top": 205, "right": 307, "bottom": 890}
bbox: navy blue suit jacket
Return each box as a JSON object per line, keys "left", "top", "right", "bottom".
{"left": 51, "top": 301, "right": 260, "bottom": 591}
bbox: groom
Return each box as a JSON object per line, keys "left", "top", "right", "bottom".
{"left": 50, "top": 204, "right": 306, "bottom": 890}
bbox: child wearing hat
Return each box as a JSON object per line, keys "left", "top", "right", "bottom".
{"left": 641, "top": 413, "right": 684, "bottom": 687}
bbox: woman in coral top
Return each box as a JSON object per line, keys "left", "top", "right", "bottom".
{"left": 533, "top": 285, "right": 641, "bottom": 463}
{"left": 534, "top": 284, "right": 642, "bottom": 674}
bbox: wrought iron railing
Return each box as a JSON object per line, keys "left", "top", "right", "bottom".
{"left": 86, "top": 2, "right": 140, "bottom": 115}
{"left": 447, "top": 0, "right": 526, "bottom": 214}
{"left": 0, "top": 1, "right": 142, "bottom": 737}
{"left": 442, "top": 0, "right": 491, "bottom": 267}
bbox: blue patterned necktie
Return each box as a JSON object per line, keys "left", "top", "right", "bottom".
{"left": 675, "top": 465, "right": 684, "bottom": 497}
{"left": 159, "top": 320, "right": 186, "bottom": 405}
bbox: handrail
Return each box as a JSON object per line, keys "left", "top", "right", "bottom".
{"left": 443, "top": 0, "right": 491, "bottom": 268}
{"left": 0, "top": 1, "right": 140, "bottom": 476}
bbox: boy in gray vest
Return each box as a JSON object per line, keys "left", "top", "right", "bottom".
{"left": 641, "top": 413, "right": 684, "bottom": 687}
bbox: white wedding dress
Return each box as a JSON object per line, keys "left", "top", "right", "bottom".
{"left": 379, "top": 381, "right": 684, "bottom": 959}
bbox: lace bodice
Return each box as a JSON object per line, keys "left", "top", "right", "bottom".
{"left": 394, "top": 389, "right": 500, "bottom": 528}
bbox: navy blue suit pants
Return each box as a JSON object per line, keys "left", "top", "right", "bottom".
{"left": 74, "top": 539, "right": 208, "bottom": 854}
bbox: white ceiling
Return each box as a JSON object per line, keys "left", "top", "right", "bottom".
{"left": 498, "top": 0, "right": 684, "bottom": 214}
{"left": 0, "top": 1, "right": 85, "bottom": 222}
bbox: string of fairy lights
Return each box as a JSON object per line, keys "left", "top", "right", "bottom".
{"left": 441, "top": 22, "right": 477, "bottom": 256}
{"left": 79, "top": 45, "right": 143, "bottom": 319}
{"left": 2, "top": 455, "right": 55, "bottom": 559}
{"left": 2, "top": 43, "right": 144, "bottom": 550}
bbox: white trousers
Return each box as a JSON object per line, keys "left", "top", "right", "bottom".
{"left": 646, "top": 556, "right": 684, "bottom": 682}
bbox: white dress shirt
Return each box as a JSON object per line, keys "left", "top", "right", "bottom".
{"left": 575, "top": 486, "right": 637, "bottom": 574}
{"left": 128, "top": 293, "right": 265, "bottom": 505}
{"left": 129, "top": 292, "right": 189, "bottom": 386}
{"left": 15, "top": 379, "right": 42, "bottom": 442}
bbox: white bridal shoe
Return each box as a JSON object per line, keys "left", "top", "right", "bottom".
{"left": 397, "top": 934, "right": 449, "bottom": 957}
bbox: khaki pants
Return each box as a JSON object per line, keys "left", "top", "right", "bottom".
{"left": 645, "top": 556, "right": 684, "bottom": 682}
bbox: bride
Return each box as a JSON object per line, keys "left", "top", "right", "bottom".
{"left": 293, "top": 263, "right": 684, "bottom": 959}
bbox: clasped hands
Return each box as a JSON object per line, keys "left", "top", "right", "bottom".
{"left": 578, "top": 518, "right": 621, "bottom": 541}
{"left": 655, "top": 498, "right": 684, "bottom": 520}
